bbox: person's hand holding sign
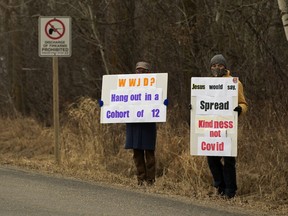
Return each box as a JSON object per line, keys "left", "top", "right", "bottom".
{"left": 233, "top": 106, "right": 242, "bottom": 116}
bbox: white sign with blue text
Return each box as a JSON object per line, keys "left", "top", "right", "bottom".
{"left": 100, "top": 73, "right": 168, "bottom": 123}
{"left": 190, "top": 77, "right": 239, "bottom": 157}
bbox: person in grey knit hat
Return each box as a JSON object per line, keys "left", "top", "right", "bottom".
{"left": 135, "top": 61, "right": 151, "bottom": 72}
{"left": 210, "top": 54, "right": 228, "bottom": 77}
{"left": 210, "top": 54, "right": 227, "bottom": 68}
{"left": 206, "top": 54, "right": 248, "bottom": 199}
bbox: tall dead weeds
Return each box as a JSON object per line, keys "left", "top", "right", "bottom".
{"left": 0, "top": 97, "right": 288, "bottom": 213}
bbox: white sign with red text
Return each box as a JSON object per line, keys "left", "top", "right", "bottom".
{"left": 190, "top": 77, "right": 239, "bottom": 156}
{"left": 100, "top": 73, "right": 168, "bottom": 123}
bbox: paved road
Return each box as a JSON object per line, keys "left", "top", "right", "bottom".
{"left": 0, "top": 166, "right": 249, "bottom": 216}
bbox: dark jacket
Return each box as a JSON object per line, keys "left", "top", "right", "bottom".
{"left": 125, "top": 123, "right": 156, "bottom": 150}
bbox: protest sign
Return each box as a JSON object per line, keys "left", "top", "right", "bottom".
{"left": 190, "top": 77, "right": 239, "bottom": 156}
{"left": 100, "top": 73, "right": 168, "bottom": 123}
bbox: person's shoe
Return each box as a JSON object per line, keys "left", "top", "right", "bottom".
{"left": 222, "top": 195, "right": 235, "bottom": 200}
{"left": 146, "top": 179, "right": 155, "bottom": 186}
{"left": 224, "top": 189, "right": 236, "bottom": 199}
{"left": 137, "top": 180, "right": 144, "bottom": 186}
{"left": 223, "top": 193, "right": 235, "bottom": 199}
{"left": 217, "top": 187, "right": 225, "bottom": 196}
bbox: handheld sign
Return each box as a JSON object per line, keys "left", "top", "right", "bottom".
{"left": 190, "top": 77, "right": 239, "bottom": 156}
{"left": 100, "top": 73, "right": 168, "bottom": 123}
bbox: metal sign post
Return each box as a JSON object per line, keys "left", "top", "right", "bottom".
{"left": 39, "top": 17, "right": 72, "bottom": 164}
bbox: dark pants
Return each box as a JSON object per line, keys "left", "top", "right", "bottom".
{"left": 133, "top": 149, "right": 155, "bottom": 182}
{"left": 207, "top": 156, "right": 237, "bottom": 197}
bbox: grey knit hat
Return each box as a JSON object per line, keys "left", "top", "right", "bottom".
{"left": 135, "top": 61, "right": 151, "bottom": 70}
{"left": 210, "top": 54, "right": 227, "bottom": 68}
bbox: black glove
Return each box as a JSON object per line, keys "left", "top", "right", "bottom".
{"left": 164, "top": 99, "right": 168, "bottom": 106}
{"left": 98, "top": 99, "right": 104, "bottom": 107}
{"left": 234, "top": 106, "right": 242, "bottom": 116}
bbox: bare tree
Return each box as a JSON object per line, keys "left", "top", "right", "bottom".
{"left": 278, "top": 0, "right": 288, "bottom": 40}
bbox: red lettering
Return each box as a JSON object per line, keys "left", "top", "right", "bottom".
{"left": 201, "top": 141, "right": 224, "bottom": 151}
{"left": 214, "top": 121, "right": 234, "bottom": 129}
{"left": 229, "top": 121, "right": 233, "bottom": 128}
{"left": 209, "top": 130, "right": 221, "bottom": 137}
{"left": 201, "top": 141, "right": 207, "bottom": 150}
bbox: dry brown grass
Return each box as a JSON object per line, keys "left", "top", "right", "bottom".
{"left": 0, "top": 97, "right": 288, "bottom": 215}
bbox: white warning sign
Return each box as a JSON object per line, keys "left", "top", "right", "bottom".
{"left": 39, "top": 17, "right": 72, "bottom": 57}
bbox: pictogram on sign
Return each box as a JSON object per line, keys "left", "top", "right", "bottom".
{"left": 45, "top": 19, "right": 66, "bottom": 40}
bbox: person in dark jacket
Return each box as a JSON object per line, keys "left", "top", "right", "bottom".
{"left": 125, "top": 61, "right": 157, "bottom": 186}
{"left": 207, "top": 54, "right": 248, "bottom": 199}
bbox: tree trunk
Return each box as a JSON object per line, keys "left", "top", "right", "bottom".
{"left": 277, "top": 0, "right": 288, "bottom": 40}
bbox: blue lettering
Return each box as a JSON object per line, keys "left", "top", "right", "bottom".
{"left": 106, "top": 110, "right": 130, "bottom": 118}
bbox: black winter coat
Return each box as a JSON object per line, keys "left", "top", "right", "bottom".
{"left": 125, "top": 123, "right": 156, "bottom": 150}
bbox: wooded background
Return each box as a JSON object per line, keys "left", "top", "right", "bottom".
{"left": 1, "top": 1, "right": 288, "bottom": 208}
{"left": 0, "top": 0, "right": 287, "bottom": 124}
